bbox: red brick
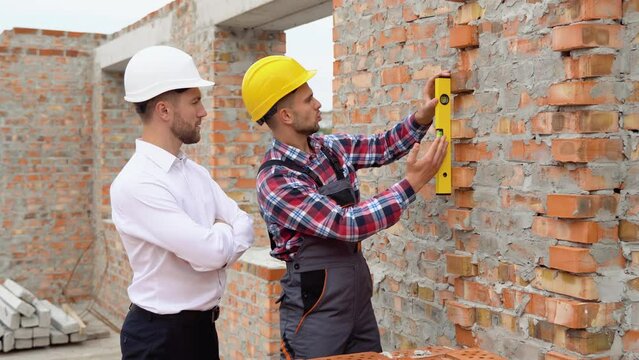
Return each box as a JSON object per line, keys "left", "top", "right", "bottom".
{"left": 38, "top": 49, "right": 65, "bottom": 56}
{"left": 532, "top": 111, "right": 619, "bottom": 134}
{"left": 623, "top": 329, "right": 639, "bottom": 352}
{"left": 454, "top": 190, "right": 475, "bottom": 209}
{"left": 451, "top": 119, "right": 475, "bottom": 139}
{"left": 454, "top": 325, "right": 476, "bottom": 347}
{"left": 549, "top": 245, "right": 597, "bottom": 273}
{"left": 13, "top": 27, "right": 38, "bottom": 34}
{"left": 495, "top": 117, "right": 526, "bottom": 135}
{"left": 446, "top": 300, "right": 475, "bottom": 327}
{"left": 453, "top": 93, "right": 478, "bottom": 115}
{"left": 546, "top": 194, "right": 617, "bottom": 219}
{"left": 447, "top": 208, "right": 473, "bottom": 230}
{"left": 501, "top": 190, "right": 545, "bottom": 213}
{"left": 626, "top": 0, "right": 639, "bottom": 14}
{"left": 547, "top": 81, "right": 617, "bottom": 106}
{"left": 533, "top": 268, "right": 599, "bottom": 300}
{"left": 508, "top": 36, "right": 551, "bottom": 55}
{"left": 450, "top": 25, "right": 479, "bottom": 49}
{"left": 551, "top": 24, "right": 623, "bottom": 51}
{"left": 446, "top": 253, "right": 477, "bottom": 276}
{"left": 379, "top": 27, "right": 407, "bottom": 47}
{"left": 630, "top": 81, "right": 639, "bottom": 103}
{"left": 551, "top": 138, "right": 623, "bottom": 162}
{"left": 448, "top": 348, "right": 507, "bottom": 360}
{"left": 535, "top": 165, "right": 622, "bottom": 191}
{"left": 454, "top": 3, "right": 484, "bottom": 25}
{"left": 508, "top": 140, "right": 551, "bottom": 162}
{"left": 381, "top": 65, "right": 409, "bottom": 85}
{"left": 624, "top": 113, "right": 639, "bottom": 130}
{"left": 532, "top": 217, "right": 600, "bottom": 244}
{"left": 455, "top": 278, "right": 501, "bottom": 307}
{"left": 457, "top": 49, "right": 480, "bottom": 72}
{"left": 407, "top": 23, "right": 437, "bottom": 41}
{"left": 565, "top": 328, "right": 615, "bottom": 354}
{"left": 619, "top": 220, "right": 639, "bottom": 242}
{"left": 545, "top": 298, "right": 619, "bottom": 329}
{"left": 451, "top": 70, "right": 477, "bottom": 94}
{"left": 452, "top": 167, "right": 475, "bottom": 188}
{"left": 454, "top": 143, "right": 493, "bottom": 162}
{"left": 545, "top": 0, "right": 622, "bottom": 26}
{"left": 563, "top": 54, "right": 615, "bottom": 79}
{"left": 352, "top": 72, "right": 373, "bottom": 88}
{"left": 42, "top": 29, "right": 66, "bottom": 37}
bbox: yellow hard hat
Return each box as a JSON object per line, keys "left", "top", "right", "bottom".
{"left": 241, "top": 55, "right": 316, "bottom": 123}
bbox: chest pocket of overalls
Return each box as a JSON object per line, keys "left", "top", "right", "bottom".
{"left": 316, "top": 147, "right": 357, "bottom": 207}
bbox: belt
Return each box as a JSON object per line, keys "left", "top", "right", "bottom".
{"left": 129, "top": 304, "right": 220, "bottom": 322}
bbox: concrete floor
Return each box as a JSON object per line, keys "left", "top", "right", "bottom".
{"left": 1, "top": 334, "right": 121, "bottom": 360}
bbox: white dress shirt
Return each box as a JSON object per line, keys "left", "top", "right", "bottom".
{"left": 110, "top": 139, "right": 254, "bottom": 314}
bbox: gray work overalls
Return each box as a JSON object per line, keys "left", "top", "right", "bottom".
{"left": 259, "top": 147, "right": 382, "bottom": 359}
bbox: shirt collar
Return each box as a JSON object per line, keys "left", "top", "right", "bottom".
{"left": 135, "top": 139, "right": 186, "bottom": 172}
{"left": 271, "top": 136, "right": 322, "bottom": 164}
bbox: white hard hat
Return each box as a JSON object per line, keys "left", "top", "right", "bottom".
{"left": 123, "top": 45, "right": 214, "bottom": 103}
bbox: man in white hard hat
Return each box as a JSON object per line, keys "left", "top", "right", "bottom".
{"left": 110, "top": 45, "right": 255, "bottom": 360}
{"left": 242, "top": 55, "right": 448, "bottom": 358}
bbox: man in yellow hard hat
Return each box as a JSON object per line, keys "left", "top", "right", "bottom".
{"left": 111, "top": 45, "right": 255, "bottom": 359}
{"left": 242, "top": 55, "right": 448, "bottom": 359}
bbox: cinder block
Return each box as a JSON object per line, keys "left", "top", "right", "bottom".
{"left": 14, "top": 338, "right": 32, "bottom": 350}
{"left": 3, "top": 279, "right": 36, "bottom": 303}
{"left": 33, "top": 326, "right": 50, "bottom": 338}
{"left": 49, "top": 327, "right": 69, "bottom": 345}
{"left": 37, "top": 300, "right": 80, "bottom": 334}
{"left": 33, "top": 301, "right": 51, "bottom": 328}
{"left": 13, "top": 327, "right": 32, "bottom": 340}
{"left": 1, "top": 325, "right": 14, "bottom": 352}
{"left": 0, "top": 298, "right": 20, "bottom": 329}
{"left": 0, "top": 285, "right": 35, "bottom": 317}
{"left": 20, "top": 314, "right": 39, "bottom": 328}
{"left": 70, "top": 331, "right": 87, "bottom": 343}
{"left": 33, "top": 336, "right": 50, "bottom": 348}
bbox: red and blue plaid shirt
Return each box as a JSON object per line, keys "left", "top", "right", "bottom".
{"left": 256, "top": 114, "right": 429, "bottom": 261}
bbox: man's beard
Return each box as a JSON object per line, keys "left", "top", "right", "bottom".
{"left": 293, "top": 117, "right": 320, "bottom": 136}
{"left": 171, "top": 113, "right": 200, "bottom": 144}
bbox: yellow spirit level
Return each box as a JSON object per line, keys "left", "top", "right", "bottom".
{"left": 435, "top": 78, "right": 452, "bottom": 195}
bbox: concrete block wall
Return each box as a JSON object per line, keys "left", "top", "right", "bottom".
{"left": 0, "top": 28, "right": 104, "bottom": 301}
{"left": 333, "top": 0, "right": 639, "bottom": 358}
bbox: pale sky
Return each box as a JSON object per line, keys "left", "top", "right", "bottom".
{"left": 0, "top": 0, "right": 334, "bottom": 111}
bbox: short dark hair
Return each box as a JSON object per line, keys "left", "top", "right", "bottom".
{"left": 134, "top": 88, "right": 189, "bottom": 120}
{"left": 257, "top": 88, "right": 298, "bottom": 126}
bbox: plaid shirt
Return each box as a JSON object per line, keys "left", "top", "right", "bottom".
{"left": 257, "top": 114, "right": 429, "bottom": 261}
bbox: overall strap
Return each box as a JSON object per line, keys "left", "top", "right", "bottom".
{"left": 319, "top": 146, "right": 345, "bottom": 180}
{"left": 258, "top": 159, "right": 323, "bottom": 187}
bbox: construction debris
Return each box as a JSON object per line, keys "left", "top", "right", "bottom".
{"left": 0, "top": 279, "right": 85, "bottom": 352}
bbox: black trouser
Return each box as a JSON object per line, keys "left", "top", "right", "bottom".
{"left": 121, "top": 304, "right": 220, "bottom": 360}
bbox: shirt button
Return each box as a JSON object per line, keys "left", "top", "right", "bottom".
{"left": 293, "top": 264, "right": 300, "bottom": 270}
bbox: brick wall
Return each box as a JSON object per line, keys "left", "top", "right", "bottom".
{"left": 333, "top": 0, "right": 639, "bottom": 358}
{"left": 0, "top": 28, "right": 104, "bottom": 301}
{"left": 3, "top": 0, "right": 639, "bottom": 359}
{"left": 217, "top": 248, "right": 285, "bottom": 359}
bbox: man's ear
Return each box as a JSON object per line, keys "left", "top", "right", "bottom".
{"left": 155, "top": 100, "right": 172, "bottom": 121}
{"left": 278, "top": 107, "right": 294, "bottom": 125}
